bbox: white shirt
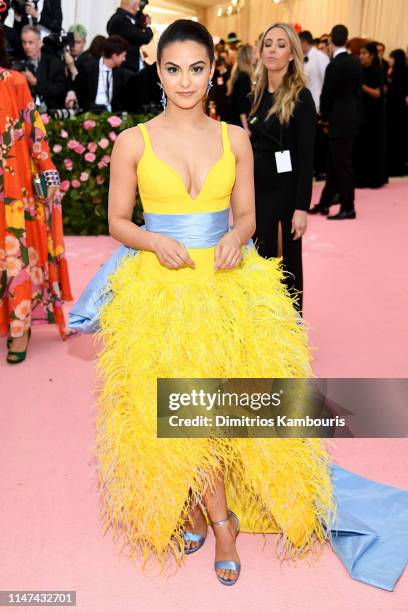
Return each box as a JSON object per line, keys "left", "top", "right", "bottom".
{"left": 304, "top": 46, "right": 330, "bottom": 112}
{"left": 333, "top": 47, "right": 348, "bottom": 59}
{"left": 95, "top": 58, "right": 113, "bottom": 110}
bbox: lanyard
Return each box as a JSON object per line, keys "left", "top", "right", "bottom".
{"left": 250, "top": 114, "right": 284, "bottom": 152}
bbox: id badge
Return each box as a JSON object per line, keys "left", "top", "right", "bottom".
{"left": 275, "top": 150, "right": 292, "bottom": 173}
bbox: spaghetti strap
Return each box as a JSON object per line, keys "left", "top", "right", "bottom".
{"left": 137, "top": 123, "right": 152, "bottom": 151}
{"left": 220, "top": 121, "right": 232, "bottom": 153}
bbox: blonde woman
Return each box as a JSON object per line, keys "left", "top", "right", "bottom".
{"left": 227, "top": 44, "right": 254, "bottom": 134}
{"left": 250, "top": 23, "right": 316, "bottom": 314}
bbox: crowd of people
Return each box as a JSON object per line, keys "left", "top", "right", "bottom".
{"left": 209, "top": 30, "right": 407, "bottom": 188}
{"left": 0, "top": 0, "right": 407, "bottom": 363}
{"left": 1, "top": 0, "right": 155, "bottom": 113}
{"left": 1, "top": 1, "right": 407, "bottom": 187}
{"left": 1, "top": 1, "right": 407, "bottom": 183}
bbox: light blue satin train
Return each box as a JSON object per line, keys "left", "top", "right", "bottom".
{"left": 330, "top": 464, "right": 408, "bottom": 591}
{"left": 68, "top": 242, "right": 137, "bottom": 334}
{"left": 68, "top": 214, "right": 408, "bottom": 592}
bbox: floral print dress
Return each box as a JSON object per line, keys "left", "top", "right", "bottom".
{"left": 0, "top": 68, "right": 72, "bottom": 339}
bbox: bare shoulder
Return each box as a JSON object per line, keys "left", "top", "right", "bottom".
{"left": 112, "top": 125, "right": 145, "bottom": 164}
{"left": 226, "top": 123, "right": 252, "bottom": 159}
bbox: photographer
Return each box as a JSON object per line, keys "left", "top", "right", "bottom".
{"left": 73, "top": 35, "right": 137, "bottom": 113}
{"left": 64, "top": 24, "right": 88, "bottom": 80}
{"left": 19, "top": 24, "right": 66, "bottom": 110}
{"left": 12, "top": 0, "right": 62, "bottom": 39}
{"left": 107, "top": 0, "right": 153, "bottom": 73}
{"left": 63, "top": 24, "right": 88, "bottom": 110}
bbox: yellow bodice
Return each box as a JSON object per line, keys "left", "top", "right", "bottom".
{"left": 136, "top": 121, "right": 236, "bottom": 215}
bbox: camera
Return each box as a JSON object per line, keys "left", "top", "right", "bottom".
{"left": 11, "top": 58, "right": 35, "bottom": 72}
{"left": 48, "top": 107, "right": 83, "bottom": 120}
{"left": 11, "top": 0, "right": 37, "bottom": 21}
{"left": 43, "top": 30, "right": 75, "bottom": 60}
{"left": 135, "top": 0, "right": 149, "bottom": 28}
{"left": 11, "top": 0, "right": 29, "bottom": 11}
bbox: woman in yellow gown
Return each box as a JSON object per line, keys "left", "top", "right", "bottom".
{"left": 97, "top": 20, "right": 335, "bottom": 586}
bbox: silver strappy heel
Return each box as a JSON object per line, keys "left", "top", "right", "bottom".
{"left": 183, "top": 529, "right": 206, "bottom": 555}
{"left": 211, "top": 510, "right": 241, "bottom": 586}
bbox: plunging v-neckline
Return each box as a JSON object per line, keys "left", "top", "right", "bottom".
{"left": 143, "top": 124, "right": 226, "bottom": 202}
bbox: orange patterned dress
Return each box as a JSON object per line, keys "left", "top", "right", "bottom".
{"left": 0, "top": 68, "right": 72, "bottom": 339}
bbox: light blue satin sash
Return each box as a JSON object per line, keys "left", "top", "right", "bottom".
{"left": 143, "top": 209, "right": 229, "bottom": 248}
{"left": 329, "top": 464, "right": 408, "bottom": 591}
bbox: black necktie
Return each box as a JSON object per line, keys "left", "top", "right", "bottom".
{"left": 105, "top": 71, "right": 111, "bottom": 103}
{"left": 304, "top": 56, "right": 309, "bottom": 63}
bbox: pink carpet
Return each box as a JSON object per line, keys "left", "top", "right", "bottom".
{"left": 1, "top": 181, "right": 407, "bottom": 611}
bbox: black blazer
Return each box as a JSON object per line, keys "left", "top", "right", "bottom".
{"left": 251, "top": 87, "right": 317, "bottom": 216}
{"left": 320, "top": 52, "right": 363, "bottom": 138}
{"left": 74, "top": 58, "right": 137, "bottom": 113}
{"left": 227, "top": 71, "right": 252, "bottom": 126}
{"left": 35, "top": 50, "right": 66, "bottom": 109}
{"left": 3, "top": 23, "right": 24, "bottom": 61}
{"left": 106, "top": 8, "right": 153, "bottom": 73}
{"left": 13, "top": 0, "right": 63, "bottom": 32}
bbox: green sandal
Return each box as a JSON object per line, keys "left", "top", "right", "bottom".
{"left": 7, "top": 329, "right": 31, "bottom": 364}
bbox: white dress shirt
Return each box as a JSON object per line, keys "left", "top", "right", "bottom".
{"left": 304, "top": 46, "right": 330, "bottom": 112}
{"left": 95, "top": 58, "right": 113, "bottom": 111}
{"left": 333, "top": 47, "right": 348, "bottom": 59}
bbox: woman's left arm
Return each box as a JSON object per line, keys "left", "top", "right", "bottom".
{"left": 214, "top": 125, "right": 256, "bottom": 271}
{"left": 292, "top": 88, "right": 317, "bottom": 240}
{"left": 237, "top": 73, "right": 252, "bottom": 137}
{"left": 17, "top": 76, "right": 60, "bottom": 205}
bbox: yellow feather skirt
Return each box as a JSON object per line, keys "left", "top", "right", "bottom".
{"left": 96, "top": 246, "right": 336, "bottom": 571}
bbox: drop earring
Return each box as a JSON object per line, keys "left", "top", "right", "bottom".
{"left": 157, "top": 81, "right": 167, "bottom": 111}
{"left": 206, "top": 79, "right": 213, "bottom": 96}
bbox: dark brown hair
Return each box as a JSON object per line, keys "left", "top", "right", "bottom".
{"left": 102, "top": 35, "right": 128, "bottom": 59}
{"left": 157, "top": 19, "right": 214, "bottom": 65}
{"left": 88, "top": 35, "right": 106, "bottom": 59}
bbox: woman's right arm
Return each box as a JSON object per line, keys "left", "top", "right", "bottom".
{"left": 362, "top": 84, "right": 381, "bottom": 98}
{"left": 362, "top": 68, "right": 383, "bottom": 98}
{"left": 108, "top": 128, "right": 195, "bottom": 269}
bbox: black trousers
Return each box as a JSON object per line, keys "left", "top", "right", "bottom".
{"left": 319, "top": 136, "right": 356, "bottom": 212}
{"left": 313, "top": 123, "right": 329, "bottom": 176}
{"left": 254, "top": 217, "right": 303, "bottom": 314}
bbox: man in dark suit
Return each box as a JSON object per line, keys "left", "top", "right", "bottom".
{"left": 12, "top": 0, "right": 62, "bottom": 36}
{"left": 21, "top": 24, "right": 66, "bottom": 109}
{"left": 107, "top": 0, "right": 153, "bottom": 73}
{"left": 309, "top": 24, "right": 362, "bottom": 220}
{"left": 377, "top": 42, "right": 389, "bottom": 82}
{"left": 73, "top": 35, "right": 137, "bottom": 113}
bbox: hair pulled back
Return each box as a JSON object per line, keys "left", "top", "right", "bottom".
{"left": 157, "top": 19, "right": 214, "bottom": 65}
